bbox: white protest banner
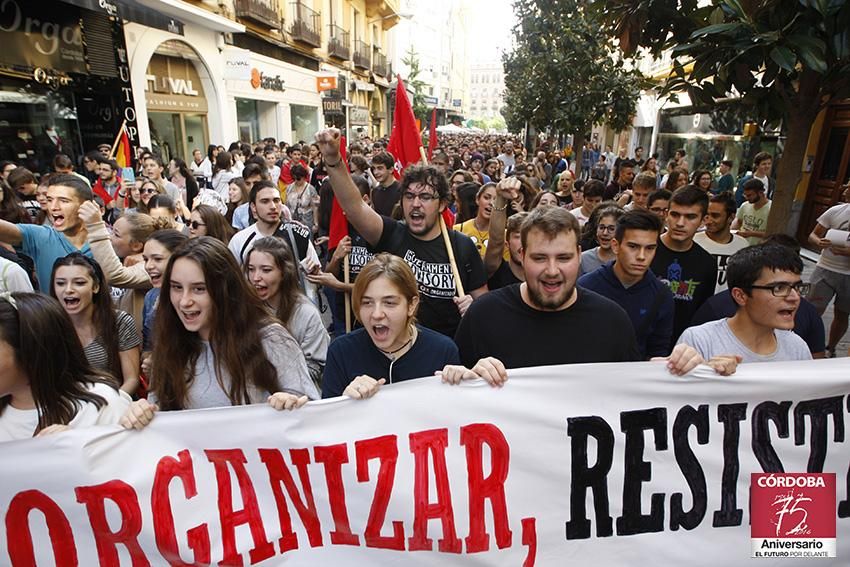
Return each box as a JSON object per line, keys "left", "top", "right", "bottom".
{"left": 1, "top": 359, "right": 848, "bottom": 565}
{"left": 223, "top": 48, "right": 251, "bottom": 81}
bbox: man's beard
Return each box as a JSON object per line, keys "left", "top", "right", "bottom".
{"left": 527, "top": 279, "right": 575, "bottom": 310}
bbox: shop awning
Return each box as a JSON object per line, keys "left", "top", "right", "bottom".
{"left": 133, "top": 0, "right": 245, "bottom": 33}
{"left": 61, "top": 0, "right": 245, "bottom": 34}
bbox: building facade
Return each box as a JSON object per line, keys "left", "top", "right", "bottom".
{"left": 123, "top": 0, "right": 400, "bottom": 157}
{"left": 468, "top": 62, "right": 505, "bottom": 121}
{"left": 392, "top": 0, "right": 471, "bottom": 125}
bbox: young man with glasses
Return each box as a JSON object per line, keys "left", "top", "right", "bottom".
{"left": 316, "top": 129, "right": 487, "bottom": 337}
{"left": 678, "top": 242, "right": 812, "bottom": 362}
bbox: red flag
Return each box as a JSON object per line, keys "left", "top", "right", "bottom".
{"left": 114, "top": 126, "right": 132, "bottom": 170}
{"left": 386, "top": 75, "right": 423, "bottom": 180}
{"left": 328, "top": 136, "right": 349, "bottom": 250}
{"left": 427, "top": 108, "right": 438, "bottom": 160}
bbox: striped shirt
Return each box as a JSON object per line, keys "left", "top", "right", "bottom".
{"left": 83, "top": 311, "right": 141, "bottom": 372}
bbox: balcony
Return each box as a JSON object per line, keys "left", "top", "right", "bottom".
{"left": 353, "top": 40, "right": 371, "bottom": 70}
{"left": 365, "top": 0, "right": 401, "bottom": 27}
{"left": 372, "top": 48, "right": 388, "bottom": 77}
{"left": 328, "top": 24, "right": 350, "bottom": 60}
{"left": 234, "top": 0, "right": 281, "bottom": 28}
{"left": 289, "top": 1, "right": 321, "bottom": 48}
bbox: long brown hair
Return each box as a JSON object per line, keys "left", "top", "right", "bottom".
{"left": 152, "top": 236, "right": 281, "bottom": 410}
{"left": 194, "top": 204, "right": 235, "bottom": 244}
{"left": 352, "top": 253, "right": 420, "bottom": 326}
{"left": 49, "top": 253, "right": 122, "bottom": 385}
{"left": 0, "top": 293, "right": 115, "bottom": 433}
{"left": 244, "top": 236, "right": 302, "bottom": 329}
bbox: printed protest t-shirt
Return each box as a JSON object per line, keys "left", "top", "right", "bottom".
{"left": 333, "top": 225, "right": 376, "bottom": 322}
{"left": 650, "top": 238, "right": 717, "bottom": 348}
{"left": 693, "top": 232, "right": 750, "bottom": 293}
{"left": 377, "top": 216, "right": 487, "bottom": 337}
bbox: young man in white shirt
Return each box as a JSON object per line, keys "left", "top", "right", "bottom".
{"left": 733, "top": 177, "right": 770, "bottom": 245}
{"left": 679, "top": 242, "right": 812, "bottom": 362}
{"left": 694, "top": 192, "right": 749, "bottom": 292}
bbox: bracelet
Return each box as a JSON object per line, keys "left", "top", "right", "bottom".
{"left": 492, "top": 201, "right": 509, "bottom": 212}
{"left": 325, "top": 158, "right": 343, "bottom": 168}
{"left": 118, "top": 192, "right": 127, "bottom": 197}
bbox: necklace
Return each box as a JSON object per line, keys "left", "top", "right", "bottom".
{"left": 378, "top": 326, "right": 417, "bottom": 359}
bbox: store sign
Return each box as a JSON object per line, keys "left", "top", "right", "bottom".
{"left": 350, "top": 106, "right": 370, "bottom": 125}
{"left": 452, "top": 99, "right": 462, "bottom": 107}
{"left": 353, "top": 80, "right": 375, "bottom": 92}
{"left": 223, "top": 48, "right": 251, "bottom": 80}
{"left": 145, "top": 54, "right": 208, "bottom": 112}
{"left": 316, "top": 75, "right": 337, "bottom": 92}
{"left": 250, "top": 68, "right": 285, "bottom": 92}
{"left": 322, "top": 97, "right": 344, "bottom": 115}
{"left": 423, "top": 95, "right": 439, "bottom": 106}
{"left": 0, "top": 0, "right": 86, "bottom": 74}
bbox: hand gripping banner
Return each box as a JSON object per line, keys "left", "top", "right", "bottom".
{"left": 1, "top": 359, "right": 848, "bottom": 565}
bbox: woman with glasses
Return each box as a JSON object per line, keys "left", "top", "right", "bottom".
{"left": 189, "top": 204, "right": 234, "bottom": 244}
{"left": 580, "top": 205, "right": 625, "bottom": 275}
{"left": 136, "top": 177, "right": 164, "bottom": 215}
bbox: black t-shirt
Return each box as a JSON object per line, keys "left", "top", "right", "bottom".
{"left": 650, "top": 238, "right": 717, "bottom": 348}
{"left": 371, "top": 181, "right": 401, "bottom": 217}
{"left": 487, "top": 260, "right": 522, "bottom": 290}
{"left": 376, "top": 216, "right": 487, "bottom": 337}
{"left": 322, "top": 326, "right": 460, "bottom": 398}
{"left": 454, "top": 284, "right": 640, "bottom": 368}
{"left": 333, "top": 225, "right": 376, "bottom": 323}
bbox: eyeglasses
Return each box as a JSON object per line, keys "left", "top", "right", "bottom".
{"left": 402, "top": 191, "right": 438, "bottom": 203}
{"left": 190, "top": 221, "right": 206, "bottom": 230}
{"left": 748, "top": 282, "right": 811, "bottom": 297}
{"left": 650, "top": 206, "right": 668, "bottom": 214}
{"left": 141, "top": 188, "right": 158, "bottom": 195}
{"left": 597, "top": 224, "right": 617, "bottom": 233}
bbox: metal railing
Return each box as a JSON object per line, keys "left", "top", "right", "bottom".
{"left": 328, "top": 24, "right": 350, "bottom": 59}
{"left": 353, "top": 39, "right": 371, "bottom": 70}
{"left": 372, "top": 48, "right": 388, "bottom": 77}
{"left": 289, "top": 0, "right": 321, "bottom": 47}
{"left": 234, "top": 0, "right": 281, "bottom": 27}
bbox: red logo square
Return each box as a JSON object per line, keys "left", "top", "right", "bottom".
{"left": 752, "top": 473, "right": 836, "bottom": 538}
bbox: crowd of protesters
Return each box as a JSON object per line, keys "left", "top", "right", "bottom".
{"left": 0, "top": 125, "right": 847, "bottom": 441}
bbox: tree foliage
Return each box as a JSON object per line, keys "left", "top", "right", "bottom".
{"left": 591, "top": 0, "right": 850, "bottom": 233}
{"left": 502, "top": 0, "right": 644, "bottom": 160}
{"left": 401, "top": 46, "right": 429, "bottom": 122}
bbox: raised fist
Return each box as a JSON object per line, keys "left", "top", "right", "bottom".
{"left": 315, "top": 128, "right": 342, "bottom": 164}
{"left": 496, "top": 177, "right": 521, "bottom": 202}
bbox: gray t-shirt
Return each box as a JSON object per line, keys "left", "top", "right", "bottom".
{"left": 159, "top": 323, "right": 319, "bottom": 409}
{"left": 580, "top": 247, "right": 607, "bottom": 276}
{"left": 677, "top": 318, "right": 812, "bottom": 363}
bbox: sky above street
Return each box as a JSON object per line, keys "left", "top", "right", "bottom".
{"left": 467, "top": 0, "right": 515, "bottom": 62}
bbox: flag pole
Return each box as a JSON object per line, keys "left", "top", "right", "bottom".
{"left": 419, "top": 146, "right": 465, "bottom": 297}
{"left": 343, "top": 254, "right": 352, "bottom": 333}
{"left": 109, "top": 118, "right": 128, "bottom": 160}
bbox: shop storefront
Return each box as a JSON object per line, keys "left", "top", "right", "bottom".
{"left": 225, "top": 51, "right": 322, "bottom": 145}
{"left": 0, "top": 0, "right": 139, "bottom": 173}
{"left": 144, "top": 46, "right": 210, "bottom": 162}
{"left": 654, "top": 103, "right": 781, "bottom": 177}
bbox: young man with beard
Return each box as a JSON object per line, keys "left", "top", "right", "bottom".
{"left": 733, "top": 177, "right": 771, "bottom": 245}
{"left": 316, "top": 128, "right": 487, "bottom": 337}
{"left": 0, "top": 174, "right": 94, "bottom": 286}
{"left": 497, "top": 141, "right": 516, "bottom": 174}
{"left": 650, "top": 186, "right": 717, "bottom": 349}
{"left": 369, "top": 152, "right": 401, "bottom": 217}
{"left": 578, "top": 210, "right": 674, "bottom": 358}
{"left": 451, "top": 206, "right": 722, "bottom": 378}
{"left": 228, "top": 180, "right": 319, "bottom": 272}
{"left": 604, "top": 158, "right": 635, "bottom": 200}
{"left": 678, "top": 242, "right": 811, "bottom": 362}
{"left": 694, "top": 192, "right": 749, "bottom": 293}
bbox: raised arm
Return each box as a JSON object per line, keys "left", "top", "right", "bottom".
{"left": 315, "top": 129, "right": 383, "bottom": 246}
{"left": 0, "top": 219, "right": 23, "bottom": 246}
{"left": 484, "top": 178, "right": 520, "bottom": 277}
{"left": 80, "top": 201, "right": 152, "bottom": 289}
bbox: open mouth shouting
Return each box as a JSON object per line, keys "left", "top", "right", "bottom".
{"left": 61, "top": 296, "right": 81, "bottom": 310}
